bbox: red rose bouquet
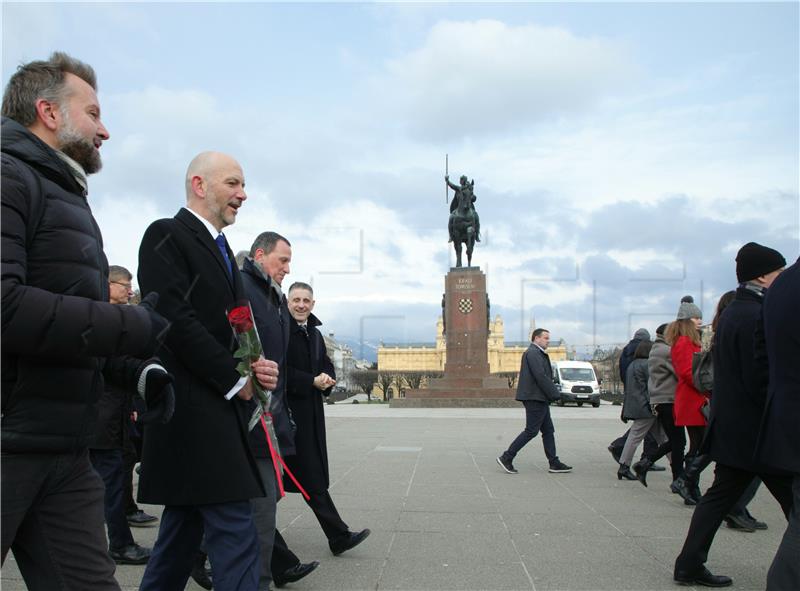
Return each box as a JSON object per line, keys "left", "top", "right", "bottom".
{"left": 226, "top": 300, "right": 273, "bottom": 433}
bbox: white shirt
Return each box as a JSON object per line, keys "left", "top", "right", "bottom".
{"left": 182, "top": 207, "right": 246, "bottom": 401}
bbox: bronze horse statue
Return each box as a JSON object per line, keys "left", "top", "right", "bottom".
{"left": 446, "top": 175, "right": 480, "bottom": 267}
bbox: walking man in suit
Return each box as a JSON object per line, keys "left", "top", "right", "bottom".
{"left": 240, "top": 232, "right": 320, "bottom": 589}
{"left": 270, "top": 282, "right": 370, "bottom": 574}
{"left": 497, "top": 328, "right": 573, "bottom": 475}
{"left": 137, "top": 151, "right": 278, "bottom": 591}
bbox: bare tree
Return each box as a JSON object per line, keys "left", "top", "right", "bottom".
{"left": 390, "top": 373, "right": 407, "bottom": 397}
{"left": 394, "top": 370, "right": 443, "bottom": 391}
{"left": 592, "top": 347, "right": 623, "bottom": 403}
{"left": 375, "top": 373, "right": 396, "bottom": 402}
{"left": 350, "top": 369, "right": 377, "bottom": 402}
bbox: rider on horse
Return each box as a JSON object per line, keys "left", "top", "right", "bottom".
{"left": 446, "top": 174, "right": 481, "bottom": 243}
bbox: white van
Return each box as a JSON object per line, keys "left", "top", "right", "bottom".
{"left": 551, "top": 361, "right": 601, "bottom": 407}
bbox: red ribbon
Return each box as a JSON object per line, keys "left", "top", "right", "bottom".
{"left": 260, "top": 414, "right": 310, "bottom": 501}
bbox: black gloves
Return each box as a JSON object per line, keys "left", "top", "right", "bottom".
{"left": 136, "top": 360, "right": 176, "bottom": 424}
{"left": 138, "top": 292, "right": 169, "bottom": 355}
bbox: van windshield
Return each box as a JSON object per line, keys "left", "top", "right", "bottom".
{"left": 559, "top": 368, "right": 595, "bottom": 382}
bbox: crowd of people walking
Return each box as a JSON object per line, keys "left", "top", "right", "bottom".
{"left": 2, "top": 51, "right": 797, "bottom": 591}
{"left": 606, "top": 244, "right": 798, "bottom": 589}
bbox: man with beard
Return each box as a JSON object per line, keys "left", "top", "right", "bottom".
{"left": 1, "top": 52, "right": 170, "bottom": 589}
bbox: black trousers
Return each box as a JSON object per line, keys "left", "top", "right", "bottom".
{"left": 768, "top": 474, "right": 800, "bottom": 591}
{"left": 90, "top": 448, "right": 135, "bottom": 550}
{"left": 504, "top": 400, "right": 557, "bottom": 462}
{"left": 271, "top": 490, "right": 349, "bottom": 576}
{"left": 1, "top": 449, "right": 119, "bottom": 590}
{"left": 729, "top": 477, "right": 761, "bottom": 517}
{"left": 647, "top": 403, "right": 686, "bottom": 480}
{"left": 674, "top": 463, "right": 793, "bottom": 576}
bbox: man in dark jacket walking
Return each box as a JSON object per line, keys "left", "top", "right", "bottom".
{"left": 1, "top": 52, "right": 169, "bottom": 589}
{"left": 240, "top": 232, "right": 319, "bottom": 590}
{"left": 273, "top": 282, "right": 371, "bottom": 568}
{"left": 89, "top": 265, "right": 152, "bottom": 566}
{"left": 137, "top": 152, "right": 278, "bottom": 591}
{"left": 674, "top": 242, "right": 792, "bottom": 588}
{"left": 497, "top": 328, "right": 572, "bottom": 474}
{"left": 756, "top": 256, "right": 800, "bottom": 590}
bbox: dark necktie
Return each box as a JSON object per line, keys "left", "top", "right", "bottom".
{"left": 215, "top": 234, "right": 233, "bottom": 277}
{"left": 299, "top": 324, "right": 309, "bottom": 338}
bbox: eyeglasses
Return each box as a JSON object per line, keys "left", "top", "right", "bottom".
{"left": 110, "top": 281, "right": 133, "bottom": 290}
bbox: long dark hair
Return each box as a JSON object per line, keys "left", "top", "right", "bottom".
{"left": 711, "top": 290, "right": 736, "bottom": 332}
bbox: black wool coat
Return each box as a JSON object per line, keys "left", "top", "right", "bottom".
{"left": 91, "top": 382, "right": 132, "bottom": 450}
{"left": 706, "top": 286, "right": 772, "bottom": 472}
{"left": 756, "top": 259, "right": 800, "bottom": 474}
{"left": 283, "top": 314, "right": 335, "bottom": 494}
{"left": 240, "top": 257, "right": 295, "bottom": 457}
{"left": 1, "top": 117, "right": 154, "bottom": 453}
{"left": 136, "top": 209, "right": 264, "bottom": 505}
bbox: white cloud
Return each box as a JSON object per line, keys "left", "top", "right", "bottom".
{"left": 377, "top": 19, "right": 637, "bottom": 140}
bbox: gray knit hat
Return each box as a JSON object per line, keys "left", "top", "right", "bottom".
{"left": 676, "top": 295, "right": 702, "bottom": 320}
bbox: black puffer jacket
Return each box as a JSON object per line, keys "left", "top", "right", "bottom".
{"left": 1, "top": 117, "right": 155, "bottom": 453}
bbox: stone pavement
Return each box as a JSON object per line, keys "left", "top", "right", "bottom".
{"left": 1, "top": 404, "right": 786, "bottom": 590}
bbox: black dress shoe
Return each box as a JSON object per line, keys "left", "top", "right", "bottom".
{"left": 329, "top": 528, "right": 371, "bottom": 556}
{"left": 190, "top": 564, "right": 213, "bottom": 590}
{"left": 191, "top": 551, "right": 213, "bottom": 590}
{"left": 725, "top": 513, "right": 756, "bottom": 532}
{"left": 674, "top": 567, "right": 732, "bottom": 587}
{"left": 648, "top": 463, "right": 666, "bottom": 471}
{"left": 127, "top": 509, "right": 158, "bottom": 527}
{"left": 109, "top": 543, "right": 151, "bottom": 565}
{"left": 273, "top": 561, "right": 320, "bottom": 588}
{"left": 743, "top": 510, "right": 768, "bottom": 530}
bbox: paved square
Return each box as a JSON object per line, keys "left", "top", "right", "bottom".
{"left": 1, "top": 404, "right": 786, "bottom": 590}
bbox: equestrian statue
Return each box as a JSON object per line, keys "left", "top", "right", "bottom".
{"left": 446, "top": 174, "right": 481, "bottom": 267}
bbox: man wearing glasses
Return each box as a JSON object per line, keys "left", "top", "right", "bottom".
{"left": 89, "top": 266, "right": 155, "bottom": 565}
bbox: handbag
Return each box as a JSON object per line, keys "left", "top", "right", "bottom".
{"left": 692, "top": 350, "right": 714, "bottom": 394}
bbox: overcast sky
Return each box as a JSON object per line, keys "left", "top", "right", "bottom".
{"left": 3, "top": 2, "right": 798, "bottom": 359}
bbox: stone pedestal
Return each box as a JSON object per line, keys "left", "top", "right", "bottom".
{"left": 394, "top": 267, "right": 513, "bottom": 407}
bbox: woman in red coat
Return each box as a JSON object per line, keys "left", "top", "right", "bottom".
{"left": 667, "top": 296, "right": 706, "bottom": 503}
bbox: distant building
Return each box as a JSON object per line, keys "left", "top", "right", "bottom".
{"left": 378, "top": 315, "right": 568, "bottom": 374}
{"left": 322, "top": 332, "right": 369, "bottom": 391}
